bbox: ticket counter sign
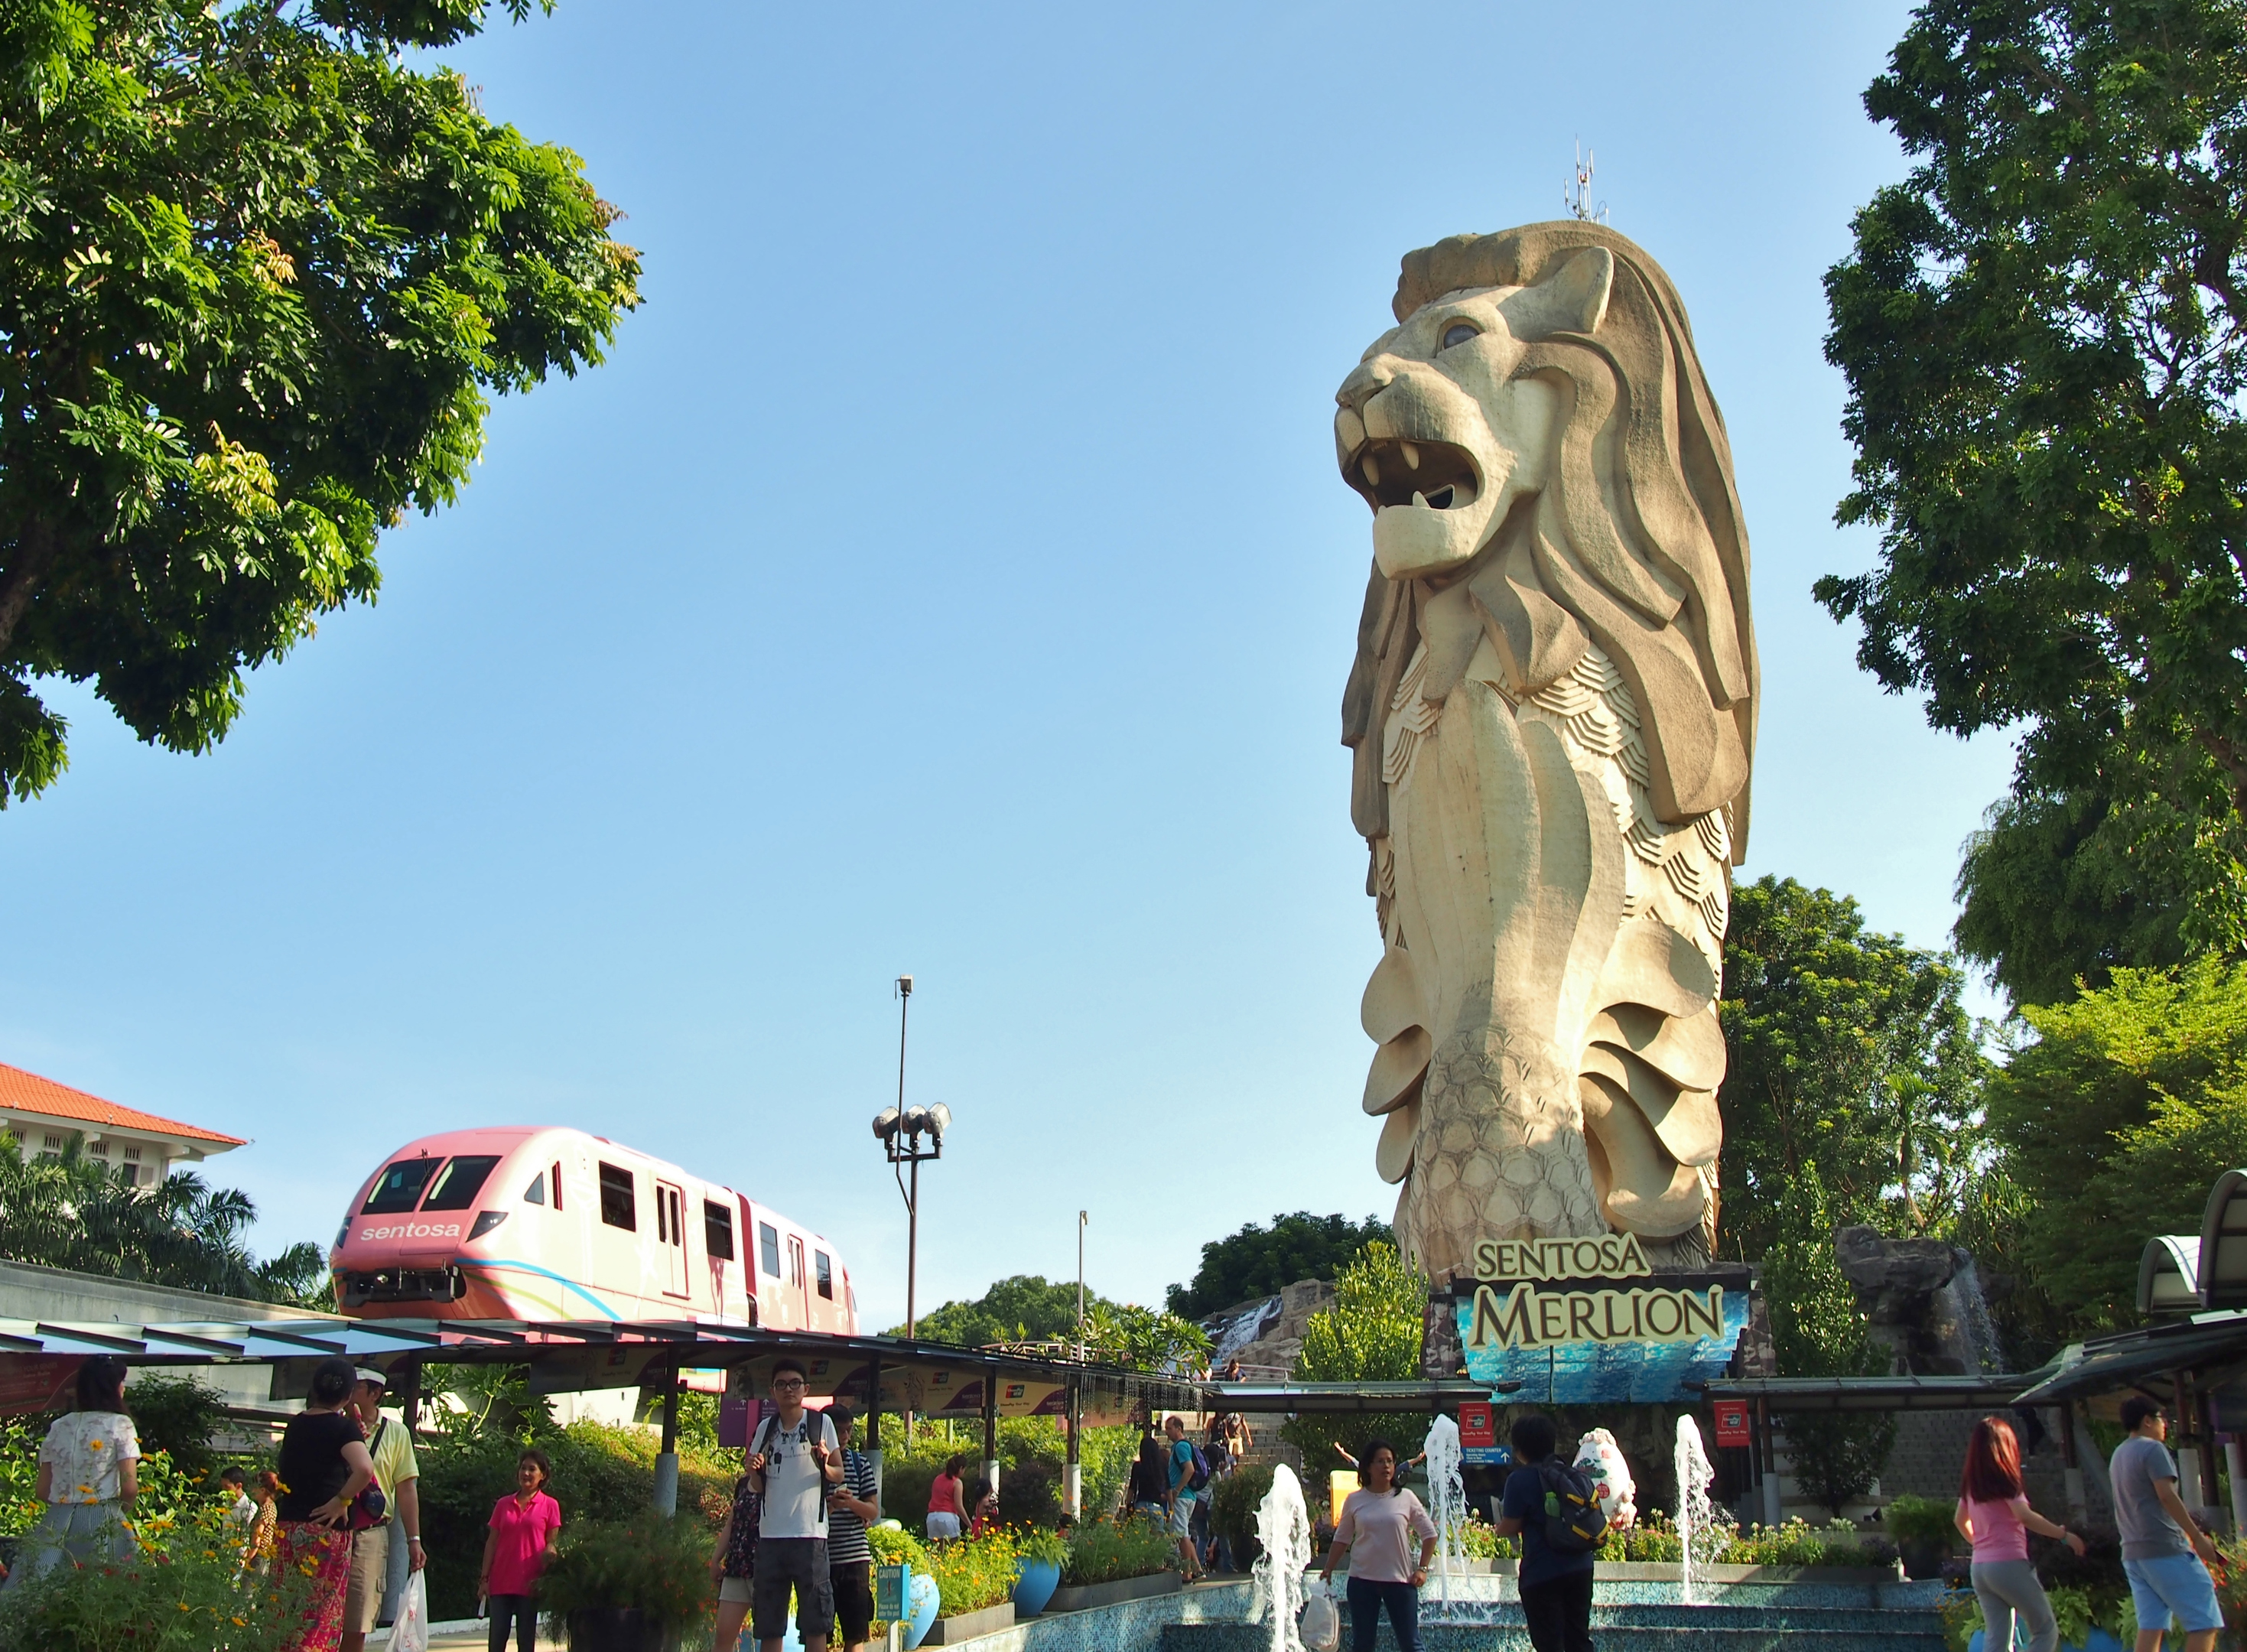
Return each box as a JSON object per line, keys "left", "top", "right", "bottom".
{"left": 1714, "top": 1401, "right": 1751, "bottom": 1448}
{"left": 1452, "top": 1235, "right": 1749, "bottom": 1405}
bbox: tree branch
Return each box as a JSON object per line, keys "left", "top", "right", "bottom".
{"left": 0, "top": 519, "right": 60, "bottom": 655}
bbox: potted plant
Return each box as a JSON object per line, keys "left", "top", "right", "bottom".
{"left": 1010, "top": 1525, "right": 1068, "bottom": 1616}
{"left": 1045, "top": 1514, "right": 1182, "bottom": 1612}
{"left": 922, "top": 1528, "right": 1018, "bottom": 1644}
{"left": 1881, "top": 1495, "right": 1956, "bottom": 1582}
{"left": 535, "top": 1518, "right": 714, "bottom": 1652}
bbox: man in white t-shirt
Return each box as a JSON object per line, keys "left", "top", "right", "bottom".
{"left": 749, "top": 1358, "right": 843, "bottom": 1652}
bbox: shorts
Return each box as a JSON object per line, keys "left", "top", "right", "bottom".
{"left": 925, "top": 1512, "right": 961, "bottom": 1540}
{"left": 832, "top": 1560, "right": 874, "bottom": 1643}
{"left": 1133, "top": 1501, "right": 1166, "bottom": 1526}
{"left": 753, "top": 1537, "right": 834, "bottom": 1643}
{"left": 719, "top": 1575, "right": 755, "bottom": 1604}
{"left": 2124, "top": 1553, "right": 2224, "bottom": 1634}
{"left": 1169, "top": 1492, "right": 1195, "bottom": 1536}
{"left": 343, "top": 1522, "right": 389, "bottom": 1633}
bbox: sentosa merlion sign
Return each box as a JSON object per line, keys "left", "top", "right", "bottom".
{"left": 1335, "top": 223, "right": 1757, "bottom": 1282}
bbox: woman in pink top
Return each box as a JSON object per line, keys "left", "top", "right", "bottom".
{"left": 1954, "top": 1416, "right": 2083, "bottom": 1652}
{"left": 1316, "top": 1439, "right": 1438, "bottom": 1652}
{"left": 481, "top": 1449, "right": 561, "bottom": 1652}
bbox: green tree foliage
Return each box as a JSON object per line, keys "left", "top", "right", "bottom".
{"left": 1166, "top": 1211, "right": 1394, "bottom": 1319}
{"left": 893, "top": 1274, "right": 1209, "bottom": 1373}
{"left": 125, "top": 1373, "right": 226, "bottom": 1480}
{"left": 1985, "top": 958, "right": 2247, "bottom": 1334}
{"left": 1719, "top": 877, "right": 1992, "bottom": 1261}
{"left": 1821, "top": 0, "right": 2247, "bottom": 922}
{"left": 0, "top": 0, "right": 640, "bottom": 802}
{"left": 0, "top": 1134, "right": 326, "bottom": 1302}
{"left": 896, "top": 1275, "right": 1094, "bottom": 1348}
{"left": 1282, "top": 1241, "right": 1429, "bottom": 1481}
{"left": 1758, "top": 1163, "right": 1897, "bottom": 1515}
{"left": 1953, "top": 785, "right": 2213, "bottom": 1007}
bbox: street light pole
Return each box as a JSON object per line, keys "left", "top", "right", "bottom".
{"left": 1076, "top": 1211, "right": 1087, "bottom": 1362}
{"left": 897, "top": 976, "right": 915, "bottom": 1338}
{"left": 872, "top": 980, "right": 948, "bottom": 1448}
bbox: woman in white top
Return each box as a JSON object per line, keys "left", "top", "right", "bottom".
{"left": 1317, "top": 1438, "right": 1439, "bottom": 1652}
{"left": 3, "top": 1354, "right": 141, "bottom": 1587}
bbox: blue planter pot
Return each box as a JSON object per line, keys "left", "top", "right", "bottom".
{"left": 1012, "top": 1556, "right": 1061, "bottom": 1617}
{"left": 902, "top": 1571, "right": 941, "bottom": 1650}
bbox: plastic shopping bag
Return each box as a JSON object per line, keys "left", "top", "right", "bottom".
{"left": 392, "top": 1571, "right": 431, "bottom": 1652}
{"left": 1299, "top": 1585, "right": 1340, "bottom": 1652}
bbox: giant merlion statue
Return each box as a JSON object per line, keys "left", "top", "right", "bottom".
{"left": 1337, "top": 223, "right": 1755, "bottom": 1282}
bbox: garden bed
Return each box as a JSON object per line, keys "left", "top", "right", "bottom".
{"left": 1045, "top": 1571, "right": 1184, "bottom": 1613}
{"left": 924, "top": 1601, "right": 1016, "bottom": 1644}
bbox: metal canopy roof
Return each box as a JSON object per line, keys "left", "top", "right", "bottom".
{"left": 2203, "top": 1170, "right": 2247, "bottom": 1312}
{"left": 1204, "top": 1380, "right": 1506, "bottom": 1414}
{"left": 2138, "top": 1236, "right": 2203, "bottom": 1317}
{"left": 1702, "top": 1374, "right": 2056, "bottom": 1413}
{"left": 2011, "top": 1311, "right": 2247, "bottom": 1406}
{"left": 0, "top": 1318, "right": 1209, "bottom": 1410}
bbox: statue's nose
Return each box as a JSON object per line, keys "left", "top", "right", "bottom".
{"left": 1337, "top": 357, "right": 1397, "bottom": 412}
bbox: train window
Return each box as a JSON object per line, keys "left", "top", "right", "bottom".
{"left": 522, "top": 1172, "right": 545, "bottom": 1206}
{"left": 759, "top": 1221, "right": 780, "bottom": 1277}
{"left": 362, "top": 1158, "right": 443, "bottom": 1215}
{"left": 815, "top": 1251, "right": 833, "bottom": 1299}
{"left": 704, "top": 1201, "right": 735, "bottom": 1261}
{"left": 420, "top": 1155, "right": 501, "bottom": 1211}
{"left": 655, "top": 1190, "right": 668, "bottom": 1242}
{"left": 551, "top": 1163, "right": 563, "bottom": 1210}
{"left": 599, "top": 1163, "right": 636, "bottom": 1231}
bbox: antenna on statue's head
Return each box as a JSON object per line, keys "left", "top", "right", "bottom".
{"left": 1565, "top": 140, "right": 1609, "bottom": 224}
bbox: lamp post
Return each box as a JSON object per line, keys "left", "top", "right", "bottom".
{"left": 1076, "top": 1211, "right": 1088, "bottom": 1362}
{"left": 871, "top": 977, "right": 948, "bottom": 1342}
{"left": 1068, "top": 1208, "right": 1088, "bottom": 1517}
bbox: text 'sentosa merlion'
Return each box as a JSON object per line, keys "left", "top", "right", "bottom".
{"left": 1336, "top": 223, "right": 1758, "bottom": 1283}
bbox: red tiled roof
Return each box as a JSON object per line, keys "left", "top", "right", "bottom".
{"left": 0, "top": 1061, "right": 247, "bottom": 1149}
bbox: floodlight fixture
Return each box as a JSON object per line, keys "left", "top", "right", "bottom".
{"left": 873, "top": 1107, "right": 900, "bottom": 1142}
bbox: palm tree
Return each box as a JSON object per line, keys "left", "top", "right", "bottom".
{"left": 0, "top": 1133, "right": 329, "bottom": 1306}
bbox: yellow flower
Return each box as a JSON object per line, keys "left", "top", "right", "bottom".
{"left": 88, "top": 1439, "right": 103, "bottom": 1450}
{"left": 231, "top": 1618, "right": 246, "bottom": 1628}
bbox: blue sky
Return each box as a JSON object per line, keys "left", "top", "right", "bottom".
{"left": 0, "top": 0, "right": 2009, "bottom": 1332}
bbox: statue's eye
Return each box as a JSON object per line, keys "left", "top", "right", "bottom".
{"left": 1441, "top": 323, "right": 1479, "bottom": 350}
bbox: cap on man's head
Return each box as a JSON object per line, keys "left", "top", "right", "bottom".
{"left": 354, "top": 1367, "right": 389, "bottom": 1390}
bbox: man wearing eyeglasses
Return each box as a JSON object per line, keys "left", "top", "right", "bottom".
{"left": 2112, "top": 1394, "right": 2222, "bottom": 1652}
{"left": 746, "top": 1358, "right": 844, "bottom": 1652}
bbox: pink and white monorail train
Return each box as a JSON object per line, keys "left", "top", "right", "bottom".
{"left": 330, "top": 1127, "right": 857, "bottom": 1334}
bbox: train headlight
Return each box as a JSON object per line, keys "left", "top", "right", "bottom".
{"left": 467, "top": 1211, "right": 509, "bottom": 1241}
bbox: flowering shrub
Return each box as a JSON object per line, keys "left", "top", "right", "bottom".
{"left": 1061, "top": 1514, "right": 1176, "bottom": 1585}
{"left": 1456, "top": 1512, "right": 1516, "bottom": 1559}
{"left": 533, "top": 1517, "right": 714, "bottom": 1637}
{"left": 1011, "top": 1522, "right": 1069, "bottom": 1566}
{"left": 0, "top": 1479, "right": 312, "bottom": 1651}
{"left": 927, "top": 1527, "right": 1018, "bottom": 1616}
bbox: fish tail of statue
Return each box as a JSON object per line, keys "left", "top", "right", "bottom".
{"left": 1338, "top": 223, "right": 1753, "bottom": 1283}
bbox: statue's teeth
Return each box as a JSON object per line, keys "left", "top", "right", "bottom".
{"left": 1413, "top": 490, "right": 1429, "bottom": 509}
{"left": 1402, "top": 442, "right": 1419, "bottom": 470}
{"left": 1363, "top": 455, "right": 1381, "bottom": 486}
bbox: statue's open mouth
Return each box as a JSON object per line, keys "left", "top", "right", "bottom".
{"left": 1345, "top": 438, "right": 1481, "bottom": 515}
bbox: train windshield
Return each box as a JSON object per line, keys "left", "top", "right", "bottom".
{"left": 420, "top": 1156, "right": 502, "bottom": 1211}
{"left": 362, "top": 1159, "right": 444, "bottom": 1214}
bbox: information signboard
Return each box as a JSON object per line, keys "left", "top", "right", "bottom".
{"left": 1714, "top": 1400, "right": 1751, "bottom": 1448}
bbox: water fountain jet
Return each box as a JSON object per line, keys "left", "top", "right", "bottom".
{"left": 1248, "top": 1462, "right": 1313, "bottom": 1652}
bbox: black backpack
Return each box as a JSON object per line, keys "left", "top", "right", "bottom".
{"left": 1536, "top": 1459, "right": 1608, "bottom": 1553}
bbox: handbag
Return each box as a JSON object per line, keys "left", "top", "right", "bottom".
{"left": 347, "top": 1419, "right": 390, "bottom": 1531}
{"left": 1299, "top": 1588, "right": 1341, "bottom": 1652}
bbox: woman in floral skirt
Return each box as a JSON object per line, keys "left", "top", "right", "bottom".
{"left": 274, "top": 1357, "right": 376, "bottom": 1652}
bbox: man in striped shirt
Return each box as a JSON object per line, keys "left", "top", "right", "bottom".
{"left": 824, "top": 1406, "right": 883, "bottom": 1652}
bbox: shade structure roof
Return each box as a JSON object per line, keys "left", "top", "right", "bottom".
{"left": 2011, "top": 1310, "right": 2247, "bottom": 1406}
{"left": 0, "top": 1318, "right": 1218, "bottom": 1414}
{"left": 1202, "top": 1380, "right": 1507, "bottom": 1413}
{"left": 2140, "top": 1235, "right": 2203, "bottom": 1318}
{"left": 1701, "top": 1374, "right": 2057, "bottom": 1413}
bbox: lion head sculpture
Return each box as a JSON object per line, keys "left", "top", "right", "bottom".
{"left": 1336, "top": 223, "right": 1756, "bottom": 1283}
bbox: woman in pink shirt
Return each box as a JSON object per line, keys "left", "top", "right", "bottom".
{"left": 481, "top": 1449, "right": 561, "bottom": 1652}
{"left": 1316, "top": 1439, "right": 1438, "bottom": 1652}
{"left": 1954, "top": 1416, "right": 2083, "bottom": 1652}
